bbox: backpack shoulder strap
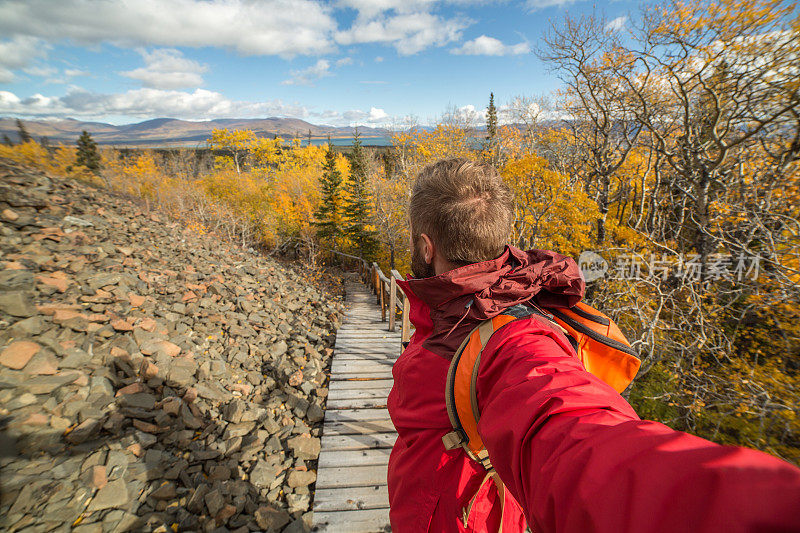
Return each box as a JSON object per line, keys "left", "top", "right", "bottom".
{"left": 443, "top": 308, "right": 542, "bottom": 462}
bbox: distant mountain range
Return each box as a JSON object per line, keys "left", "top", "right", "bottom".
{"left": 0, "top": 117, "right": 389, "bottom": 146}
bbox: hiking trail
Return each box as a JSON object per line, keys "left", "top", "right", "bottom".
{"left": 312, "top": 280, "right": 400, "bottom": 532}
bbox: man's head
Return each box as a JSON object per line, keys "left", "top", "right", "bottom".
{"left": 409, "top": 158, "right": 514, "bottom": 278}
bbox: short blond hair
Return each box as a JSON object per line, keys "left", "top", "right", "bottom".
{"left": 409, "top": 158, "right": 513, "bottom": 265}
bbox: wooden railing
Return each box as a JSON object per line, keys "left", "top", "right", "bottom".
{"left": 329, "top": 250, "right": 412, "bottom": 343}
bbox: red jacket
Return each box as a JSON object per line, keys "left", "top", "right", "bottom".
{"left": 387, "top": 246, "right": 800, "bottom": 532}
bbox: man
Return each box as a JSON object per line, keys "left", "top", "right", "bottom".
{"left": 386, "top": 158, "right": 800, "bottom": 532}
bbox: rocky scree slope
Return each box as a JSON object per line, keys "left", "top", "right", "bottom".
{"left": 0, "top": 159, "right": 345, "bottom": 532}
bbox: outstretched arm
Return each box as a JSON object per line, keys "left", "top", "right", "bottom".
{"left": 476, "top": 319, "right": 800, "bottom": 533}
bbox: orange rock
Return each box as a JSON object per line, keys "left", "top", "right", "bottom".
{"left": 23, "top": 413, "right": 49, "bottom": 425}
{"left": 288, "top": 370, "right": 303, "bottom": 387}
{"left": 132, "top": 419, "right": 165, "bottom": 433}
{"left": 36, "top": 276, "right": 69, "bottom": 292}
{"left": 38, "top": 303, "right": 82, "bottom": 316}
{"left": 52, "top": 309, "right": 86, "bottom": 324}
{"left": 90, "top": 465, "right": 107, "bottom": 489}
{"left": 110, "top": 319, "right": 134, "bottom": 331}
{"left": 136, "top": 317, "right": 156, "bottom": 332}
{"left": 140, "top": 360, "right": 159, "bottom": 379}
{"left": 110, "top": 346, "right": 129, "bottom": 358}
{"left": 0, "top": 341, "right": 41, "bottom": 370}
{"left": 228, "top": 383, "right": 252, "bottom": 396}
{"left": 127, "top": 443, "right": 144, "bottom": 457}
{"left": 128, "top": 292, "right": 146, "bottom": 307}
{"left": 1, "top": 208, "right": 19, "bottom": 221}
{"left": 3, "top": 261, "right": 25, "bottom": 270}
{"left": 183, "top": 387, "right": 198, "bottom": 403}
{"left": 116, "top": 382, "right": 145, "bottom": 397}
{"left": 181, "top": 291, "right": 198, "bottom": 302}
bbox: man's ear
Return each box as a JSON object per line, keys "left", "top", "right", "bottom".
{"left": 420, "top": 233, "right": 435, "bottom": 264}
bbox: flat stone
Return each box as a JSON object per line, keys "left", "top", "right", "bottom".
{"left": 204, "top": 488, "right": 225, "bottom": 516}
{"left": 0, "top": 291, "right": 35, "bottom": 317}
{"left": 149, "top": 481, "right": 177, "bottom": 500}
{"left": 0, "top": 341, "right": 40, "bottom": 369}
{"left": 24, "top": 350, "right": 59, "bottom": 375}
{"left": 286, "top": 493, "right": 310, "bottom": 514}
{"left": 271, "top": 340, "right": 288, "bottom": 357}
{"left": 87, "top": 478, "right": 128, "bottom": 512}
{"left": 254, "top": 505, "right": 291, "bottom": 531}
{"left": 287, "top": 435, "right": 320, "bottom": 460}
{"left": 287, "top": 470, "right": 316, "bottom": 488}
{"left": 306, "top": 403, "right": 324, "bottom": 423}
{"left": 223, "top": 422, "right": 255, "bottom": 440}
{"left": 249, "top": 459, "right": 279, "bottom": 489}
{"left": 118, "top": 392, "right": 157, "bottom": 410}
{"left": 24, "top": 373, "right": 79, "bottom": 394}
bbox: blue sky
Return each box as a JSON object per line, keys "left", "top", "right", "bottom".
{"left": 0, "top": 0, "right": 633, "bottom": 126}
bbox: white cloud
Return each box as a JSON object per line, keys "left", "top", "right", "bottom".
{"left": 282, "top": 59, "right": 332, "bottom": 86}
{"left": 525, "top": 0, "right": 583, "bottom": 11}
{"left": 374, "top": 56, "right": 384, "bottom": 62}
{"left": 336, "top": 12, "right": 469, "bottom": 55}
{"left": 0, "top": 0, "right": 336, "bottom": 57}
{"left": 0, "top": 36, "right": 48, "bottom": 82}
{"left": 22, "top": 64, "right": 90, "bottom": 85}
{"left": 340, "top": 106, "right": 391, "bottom": 125}
{"left": 605, "top": 16, "right": 627, "bottom": 32}
{"left": 121, "top": 49, "right": 207, "bottom": 89}
{"left": 0, "top": 88, "right": 309, "bottom": 121}
{"left": 335, "top": 57, "right": 354, "bottom": 67}
{"left": 451, "top": 35, "right": 530, "bottom": 56}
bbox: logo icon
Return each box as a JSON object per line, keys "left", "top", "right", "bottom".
{"left": 579, "top": 250, "right": 608, "bottom": 282}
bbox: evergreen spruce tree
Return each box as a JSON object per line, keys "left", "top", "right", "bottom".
{"left": 486, "top": 92, "right": 498, "bottom": 140}
{"left": 485, "top": 92, "right": 499, "bottom": 166}
{"left": 343, "top": 130, "right": 379, "bottom": 260}
{"left": 76, "top": 130, "right": 101, "bottom": 175}
{"left": 313, "top": 141, "right": 344, "bottom": 248}
{"left": 2, "top": 134, "right": 13, "bottom": 146}
{"left": 16, "top": 119, "right": 32, "bottom": 144}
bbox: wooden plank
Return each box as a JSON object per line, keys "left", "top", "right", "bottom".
{"left": 313, "top": 485, "right": 389, "bottom": 511}
{"left": 315, "top": 464, "right": 389, "bottom": 488}
{"left": 329, "top": 371, "right": 393, "bottom": 380}
{"left": 313, "top": 508, "right": 390, "bottom": 532}
{"left": 325, "top": 397, "right": 389, "bottom": 409}
{"left": 327, "top": 387, "right": 392, "bottom": 401}
{"left": 323, "top": 408, "right": 391, "bottom": 422}
{"left": 318, "top": 448, "right": 391, "bottom": 468}
{"left": 328, "top": 379, "right": 393, "bottom": 391}
{"left": 330, "top": 361, "right": 395, "bottom": 373}
{"left": 332, "top": 354, "right": 398, "bottom": 362}
{"left": 322, "top": 419, "right": 396, "bottom": 435}
{"left": 321, "top": 432, "right": 397, "bottom": 451}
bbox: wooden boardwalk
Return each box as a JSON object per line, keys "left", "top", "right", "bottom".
{"left": 312, "top": 280, "right": 401, "bottom": 532}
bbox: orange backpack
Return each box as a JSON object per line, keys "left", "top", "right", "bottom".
{"left": 441, "top": 300, "right": 641, "bottom": 529}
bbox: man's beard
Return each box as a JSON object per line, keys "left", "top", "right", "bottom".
{"left": 411, "top": 240, "right": 436, "bottom": 279}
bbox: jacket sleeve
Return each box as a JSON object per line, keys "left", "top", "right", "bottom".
{"left": 475, "top": 318, "right": 800, "bottom": 533}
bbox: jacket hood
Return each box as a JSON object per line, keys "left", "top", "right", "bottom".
{"left": 397, "top": 245, "right": 585, "bottom": 358}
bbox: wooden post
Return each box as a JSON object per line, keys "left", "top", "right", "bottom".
{"left": 389, "top": 276, "right": 397, "bottom": 332}
{"left": 374, "top": 267, "right": 380, "bottom": 302}
{"left": 380, "top": 278, "right": 386, "bottom": 322}
{"left": 401, "top": 294, "right": 411, "bottom": 343}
